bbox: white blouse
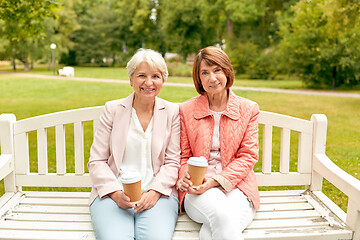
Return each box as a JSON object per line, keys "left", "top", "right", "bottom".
{"left": 205, "top": 110, "right": 223, "bottom": 178}
{"left": 118, "top": 108, "right": 155, "bottom": 192}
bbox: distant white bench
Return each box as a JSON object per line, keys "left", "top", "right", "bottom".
{"left": 58, "top": 66, "right": 74, "bottom": 77}
{"left": 0, "top": 107, "right": 360, "bottom": 239}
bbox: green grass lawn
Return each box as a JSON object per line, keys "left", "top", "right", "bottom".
{"left": 1, "top": 73, "right": 359, "bottom": 212}
{"left": 1, "top": 65, "right": 307, "bottom": 90}
{"left": 3, "top": 64, "right": 360, "bottom": 92}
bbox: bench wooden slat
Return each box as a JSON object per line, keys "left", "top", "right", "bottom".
{"left": 0, "top": 230, "right": 95, "bottom": 240}
{"left": 243, "top": 227, "right": 353, "bottom": 240}
{"left": 259, "top": 111, "right": 313, "bottom": 134}
{"left": 13, "top": 107, "right": 103, "bottom": 135}
{"left": 262, "top": 124, "right": 272, "bottom": 173}
{"left": 23, "top": 191, "right": 90, "bottom": 198}
{"left": 21, "top": 197, "right": 88, "bottom": 206}
{"left": 280, "top": 128, "right": 290, "bottom": 173}
{"left": 258, "top": 202, "right": 314, "bottom": 211}
{"left": 14, "top": 133, "right": 29, "bottom": 175}
{"left": 259, "top": 190, "right": 304, "bottom": 197}
{"left": 4, "top": 213, "right": 91, "bottom": 222}
{"left": 16, "top": 174, "right": 92, "bottom": 187}
{"left": 0, "top": 220, "right": 93, "bottom": 231}
{"left": 37, "top": 128, "right": 48, "bottom": 175}
{"left": 55, "top": 124, "right": 66, "bottom": 174}
{"left": 247, "top": 217, "right": 329, "bottom": 229}
{"left": 256, "top": 172, "right": 311, "bottom": 186}
{"left": 14, "top": 205, "right": 90, "bottom": 214}
{"left": 298, "top": 132, "right": 312, "bottom": 173}
{"left": 74, "top": 122, "right": 85, "bottom": 175}
{"left": 255, "top": 210, "right": 320, "bottom": 220}
{"left": 260, "top": 195, "right": 307, "bottom": 204}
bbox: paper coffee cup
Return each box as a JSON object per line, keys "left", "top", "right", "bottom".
{"left": 120, "top": 171, "right": 142, "bottom": 202}
{"left": 187, "top": 156, "right": 208, "bottom": 187}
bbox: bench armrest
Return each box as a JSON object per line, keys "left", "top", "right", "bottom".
{"left": 313, "top": 153, "right": 360, "bottom": 234}
{"left": 313, "top": 153, "right": 360, "bottom": 202}
{"left": 0, "top": 154, "right": 14, "bottom": 181}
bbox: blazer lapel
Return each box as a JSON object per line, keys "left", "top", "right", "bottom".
{"left": 151, "top": 97, "right": 166, "bottom": 172}
{"left": 111, "top": 93, "right": 134, "bottom": 172}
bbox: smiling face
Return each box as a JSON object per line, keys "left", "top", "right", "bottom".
{"left": 130, "top": 62, "right": 164, "bottom": 102}
{"left": 199, "top": 61, "right": 228, "bottom": 96}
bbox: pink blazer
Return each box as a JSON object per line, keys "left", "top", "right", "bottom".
{"left": 88, "top": 93, "right": 180, "bottom": 205}
{"left": 179, "top": 90, "right": 260, "bottom": 210}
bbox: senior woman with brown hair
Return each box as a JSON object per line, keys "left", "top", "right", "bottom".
{"left": 88, "top": 48, "right": 180, "bottom": 240}
{"left": 177, "top": 46, "right": 260, "bottom": 240}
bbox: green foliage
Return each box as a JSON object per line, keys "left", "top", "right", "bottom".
{"left": 167, "top": 61, "right": 192, "bottom": 77}
{"left": 247, "top": 49, "right": 280, "bottom": 79}
{"left": 0, "top": 0, "right": 59, "bottom": 42}
{"left": 160, "top": 0, "right": 216, "bottom": 61}
{"left": 277, "top": 0, "right": 360, "bottom": 89}
{"left": 226, "top": 41, "right": 259, "bottom": 74}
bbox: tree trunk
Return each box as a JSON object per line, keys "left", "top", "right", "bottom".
{"left": 226, "top": 18, "right": 234, "bottom": 37}
{"left": 11, "top": 47, "right": 16, "bottom": 71}
{"left": 23, "top": 58, "right": 30, "bottom": 71}
{"left": 332, "top": 66, "right": 336, "bottom": 91}
{"left": 12, "top": 55, "right": 16, "bottom": 71}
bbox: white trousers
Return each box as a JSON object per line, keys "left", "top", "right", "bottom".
{"left": 184, "top": 188, "right": 255, "bottom": 240}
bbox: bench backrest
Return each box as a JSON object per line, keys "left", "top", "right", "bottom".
{"left": 0, "top": 107, "right": 327, "bottom": 191}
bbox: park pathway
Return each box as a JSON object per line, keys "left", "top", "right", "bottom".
{"left": 2, "top": 71, "right": 360, "bottom": 98}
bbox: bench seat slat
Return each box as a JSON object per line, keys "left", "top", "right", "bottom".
{"left": 247, "top": 217, "right": 329, "bottom": 229}
{"left": 4, "top": 213, "right": 91, "bottom": 222}
{"left": 23, "top": 191, "right": 90, "bottom": 199}
{"left": 258, "top": 202, "right": 313, "bottom": 212}
{"left": 255, "top": 210, "right": 320, "bottom": 220}
{"left": 0, "top": 230, "right": 95, "bottom": 240}
{"left": 20, "top": 198, "right": 88, "bottom": 206}
{"left": 14, "top": 205, "right": 90, "bottom": 214}
{"left": 0, "top": 220, "right": 93, "bottom": 231}
{"left": 243, "top": 227, "right": 353, "bottom": 240}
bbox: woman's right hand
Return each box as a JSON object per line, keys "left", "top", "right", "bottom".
{"left": 177, "top": 171, "right": 193, "bottom": 192}
{"left": 108, "top": 190, "right": 135, "bottom": 209}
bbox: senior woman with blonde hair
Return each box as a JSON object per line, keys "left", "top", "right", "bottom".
{"left": 88, "top": 48, "right": 180, "bottom": 240}
{"left": 177, "top": 46, "right": 260, "bottom": 240}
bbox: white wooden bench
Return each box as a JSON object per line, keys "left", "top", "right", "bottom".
{"left": 58, "top": 67, "right": 75, "bottom": 77}
{"left": 0, "top": 106, "right": 359, "bottom": 240}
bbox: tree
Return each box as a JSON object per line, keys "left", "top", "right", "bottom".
{"left": 277, "top": 0, "right": 360, "bottom": 89}
{"left": 0, "top": 0, "right": 59, "bottom": 70}
{"left": 71, "top": 0, "right": 121, "bottom": 65}
{"left": 160, "top": 0, "right": 216, "bottom": 61}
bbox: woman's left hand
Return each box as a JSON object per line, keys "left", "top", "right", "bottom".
{"left": 187, "top": 177, "right": 220, "bottom": 195}
{"left": 134, "top": 190, "right": 161, "bottom": 213}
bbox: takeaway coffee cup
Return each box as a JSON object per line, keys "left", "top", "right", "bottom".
{"left": 187, "top": 156, "right": 208, "bottom": 187}
{"left": 120, "top": 170, "right": 142, "bottom": 202}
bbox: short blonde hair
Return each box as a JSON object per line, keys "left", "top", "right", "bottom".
{"left": 193, "top": 46, "right": 234, "bottom": 95}
{"left": 126, "top": 48, "right": 168, "bottom": 81}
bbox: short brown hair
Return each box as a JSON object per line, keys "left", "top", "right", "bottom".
{"left": 192, "top": 46, "right": 234, "bottom": 95}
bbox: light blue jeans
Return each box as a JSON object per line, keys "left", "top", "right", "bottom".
{"left": 90, "top": 194, "right": 179, "bottom": 240}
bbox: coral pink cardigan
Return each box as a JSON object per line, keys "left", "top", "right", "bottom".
{"left": 178, "top": 90, "right": 260, "bottom": 210}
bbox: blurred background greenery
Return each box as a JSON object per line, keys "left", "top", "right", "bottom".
{"left": 0, "top": 0, "right": 359, "bottom": 89}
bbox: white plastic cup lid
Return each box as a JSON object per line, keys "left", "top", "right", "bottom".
{"left": 188, "top": 156, "right": 208, "bottom": 167}
{"left": 120, "top": 170, "right": 142, "bottom": 184}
